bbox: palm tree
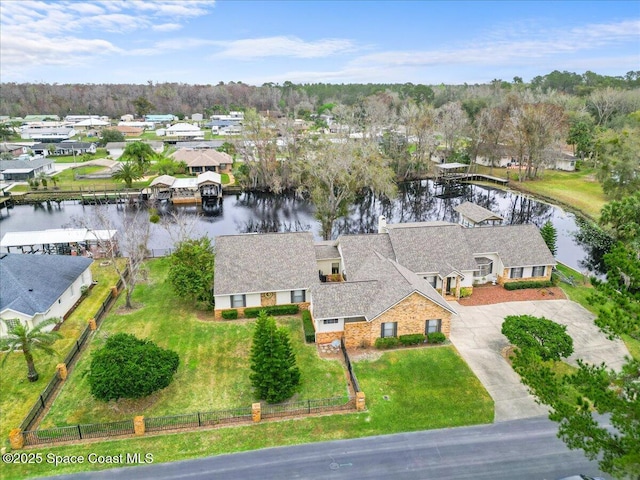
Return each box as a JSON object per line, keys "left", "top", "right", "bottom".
{"left": 0, "top": 318, "right": 62, "bottom": 382}
{"left": 112, "top": 160, "right": 143, "bottom": 188}
{"left": 120, "top": 141, "right": 156, "bottom": 174}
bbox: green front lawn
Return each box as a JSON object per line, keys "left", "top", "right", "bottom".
{"left": 4, "top": 346, "right": 493, "bottom": 480}
{"left": 0, "top": 262, "right": 123, "bottom": 440}
{"left": 40, "top": 258, "right": 346, "bottom": 427}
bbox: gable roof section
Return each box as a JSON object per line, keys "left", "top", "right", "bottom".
{"left": 387, "top": 223, "right": 477, "bottom": 277}
{"left": 314, "top": 241, "right": 340, "bottom": 260}
{"left": 214, "top": 232, "right": 319, "bottom": 296}
{"left": 172, "top": 148, "right": 232, "bottom": 167}
{"left": 0, "top": 254, "right": 92, "bottom": 317}
{"left": 312, "top": 251, "right": 455, "bottom": 321}
{"left": 337, "top": 234, "right": 395, "bottom": 277}
{"left": 454, "top": 202, "right": 503, "bottom": 223}
{"left": 463, "top": 224, "right": 555, "bottom": 267}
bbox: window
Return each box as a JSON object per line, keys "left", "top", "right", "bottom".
{"left": 323, "top": 319, "right": 339, "bottom": 325}
{"left": 510, "top": 267, "right": 524, "bottom": 279}
{"left": 380, "top": 322, "right": 397, "bottom": 338}
{"left": 4, "top": 319, "right": 19, "bottom": 331}
{"left": 291, "top": 290, "right": 306, "bottom": 303}
{"left": 532, "top": 266, "right": 546, "bottom": 277}
{"left": 424, "top": 276, "right": 437, "bottom": 288}
{"left": 478, "top": 261, "right": 493, "bottom": 277}
{"left": 331, "top": 263, "right": 340, "bottom": 275}
{"left": 231, "top": 294, "right": 246, "bottom": 308}
{"left": 425, "top": 319, "right": 442, "bottom": 334}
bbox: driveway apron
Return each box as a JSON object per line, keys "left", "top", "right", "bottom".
{"left": 448, "top": 299, "right": 630, "bottom": 422}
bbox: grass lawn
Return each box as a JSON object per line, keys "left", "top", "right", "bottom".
{"left": 5, "top": 346, "right": 493, "bottom": 480}
{"left": 0, "top": 262, "right": 123, "bottom": 441}
{"left": 220, "top": 173, "right": 230, "bottom": 184}
{"left": 53, "top": 148, "right": 108, "bottom": 163}
{"left": 40, "top": 258, "right": 346, "bottom": 428}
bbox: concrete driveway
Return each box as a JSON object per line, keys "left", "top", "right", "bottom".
{"left": 449, "top": 299, "right": 630, "bottom": 422}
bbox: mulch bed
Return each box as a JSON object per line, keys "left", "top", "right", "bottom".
{"left": 457, "top": 284, "right": 566, "bottom": 306}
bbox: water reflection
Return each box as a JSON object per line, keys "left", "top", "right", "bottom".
{"left": 0, "top": 180, "right": 592, "bottom": 273}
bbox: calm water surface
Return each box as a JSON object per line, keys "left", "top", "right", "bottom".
{"left": 0, "top": 181, "right": 591, "bottom": 273}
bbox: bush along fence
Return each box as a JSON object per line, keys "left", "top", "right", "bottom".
{"left": 10, "top": 268, "right": 130, "bottom": 446}
{"left": 12, "top": 396, "right": 363, "bottom": 448}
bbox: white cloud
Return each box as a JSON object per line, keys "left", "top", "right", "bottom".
{"left": 152, "top": 23, "right": 183, "bottom": 32}
{"left": 213, "top": 36, "right": 358, "bottom": 59}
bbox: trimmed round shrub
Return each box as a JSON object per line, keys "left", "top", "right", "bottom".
{"left": 427, "top": 332, "right": 446, "bottom": 344}
{"left": 221, "top": 309, "right": 238, "bottom": 320}
{"left": 88, "top": 333, "right": 179, "bottom": 401}
{"left": 375, "top": 337, "right": 399, "bottom": 349}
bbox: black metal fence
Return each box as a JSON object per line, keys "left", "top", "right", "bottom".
{"left": 17, "top": 267, "right": 129, "bottom": 433}
{"left": 24, "top": 420, "right": 135, "bottom": 446}
{"left": 22, "top": 397, "right": 353, "bottom": 446}
{"left": 262, "top": 396, "right": 354, "bottom": 419}
{"left": 145, "top": 407, "right": 253, "bottom": 433}
{"left": 341, "top": 339, "right": 361, "bottom": 393}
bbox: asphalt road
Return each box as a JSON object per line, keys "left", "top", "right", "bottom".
{"left": 46, "top": 416, "right": 608, "bottom": 480}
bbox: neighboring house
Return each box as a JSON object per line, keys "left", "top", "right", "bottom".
{"left": 32, "top": 141, "right": 96, "bottom": 156}
{"left": 454, "top": 202, "right": 503, "bottom": 227}
{"left": 117, "top": 121, "right": 155, "bottom": 130}
{"left": 0, "top": 253, "right": 93, "bottom": 337}
{"left": 171, "top": 148, "right": 232, "bottom": 174}
{"left": 0, "top": 156, "right": 54, "bottom": 181}
{"left": 144, "top": 114, "right": 176, "bottom": 123}
{"left": 175, "top": 141, "right": 224, "bottom": 150}
{"left": 20, "top": 127, "right": 76, "bottom": 142}
{"left": 213, "top": 214, "right": 555, "bottom": 346}
{"left": 72, "top": 118, "right": 110, "bottom": 133}
{"left": 0, "top": 143, "right": 29, "bottom": 157}
{"left": 0, "top": 228, "right": 118, "bottom": 257}
{"left": 474, "top": 144, "right": 576, "bottom": 172}
{"left": 112, "top": 126, "right": 144, "bottom": 137}
{"left": 191, "top": 113, "right": 203, "bottom": 121}
{"left": 65, "top": 115, "right": 109, "bottom": 123}
{"left": 105, "top": 141, "right": 164, "bottom": 160}
{"left": 22, "top": 115, "right": 60, "bottom": 122}
{"left": 162, "top": 123, "right": 204, "bottom": 139}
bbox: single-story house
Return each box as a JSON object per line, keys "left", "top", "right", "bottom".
{"left": 72, "top": 118, "right": 110, "bottom": 132}
{"left": 105, "top": 141, "right": 164, "bottom": 160}
{"left": 144, "top": 114, "right": 176, "bottom": 123}
{"left": 162, "top": 123, "right": 204, "bottom": 139}
{"left": 0, "top": 156, "right": 54, "bottom": 181}
{"left": 112, "top": 126, "right": 144, "bottom": 137}
{"left": 0, "top": 143, "right": 29, "bottom": 157}
{"left": 213, "top": 214, "right": 555, "bottom": 346}
{"left": 474, "top": 144, "right": 576, "bottom": 172}
{"left": 0, "top": 253, "right": 93, "bottom": 337}
{"left": 32, "top": 141, "right": 96, "bottom": 156}
{"left": 171, "top": 148, "right": 232, "bottom": 174}
{"left": 20, "top": 127, "right": 76, "bottom": 142}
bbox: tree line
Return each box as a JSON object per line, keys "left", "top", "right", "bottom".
{"left": 1, "top": 70, "right": 638, "bottom": 119}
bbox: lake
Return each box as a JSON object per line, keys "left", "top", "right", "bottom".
{"left": 0, "top": 180, "right": 592, "bottom": 274}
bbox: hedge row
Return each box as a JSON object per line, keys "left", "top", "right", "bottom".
{"left": 504, "top": 280, "right": 553, "bottom": 291}
{"left": 375, "top": 337, "right": 399, "bottom": 349}
{"left": 301, "top": 311, "right": 315, "bottom": 343}
{"left": 399, "top": 334, "right": 425, "bottom": 345}
{"left": 243, "top": 304, "right": 300, "bottom": 317}
{"left": 221, "top": 309, "right": 238, "bottom": 320}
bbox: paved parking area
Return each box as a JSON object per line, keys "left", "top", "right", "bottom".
{"left": 449, "top": 299, "right": 630, "bottom": 422}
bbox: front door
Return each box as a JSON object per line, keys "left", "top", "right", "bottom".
{"left": 445, "top": 277, "right": 453, "bottom": 295}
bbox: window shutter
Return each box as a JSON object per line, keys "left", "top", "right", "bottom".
{"left": 381, "top": 323, "right": 385, "bottom": 337}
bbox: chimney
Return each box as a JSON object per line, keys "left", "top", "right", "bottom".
{"left": 378, "top": 215, "right": 387, "bottom": 234}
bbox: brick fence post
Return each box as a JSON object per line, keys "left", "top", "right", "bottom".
{"left": 356, "top": 392, "right": 366, "bottom": 411}
{"left": 88, "top": 318, "right": 97, "bottom": 331}
{"left": 252, "top": 403, "right": 261, "bottom": 422}
{"left": 9, "top": 429, "right": 24, "bottom": 449}
{"left": 133, "top": 416, "right": 145, "bottom": 436}
{"left": 56, "top": 363, "right": 68, "bottom": 380}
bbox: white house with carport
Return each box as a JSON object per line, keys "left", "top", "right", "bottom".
{"left": 0, "top": 253, "right": 93, "bottom": 337}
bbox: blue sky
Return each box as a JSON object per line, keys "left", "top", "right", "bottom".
{"left": 1, "top": 0, "right": 638, "bottom": 85}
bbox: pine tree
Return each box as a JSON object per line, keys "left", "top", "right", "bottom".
{"left": 540, "top": 220, "right": 558, "bottom": 257}
{"left": 250, "top": 311, "right": 301, "bottom": 403}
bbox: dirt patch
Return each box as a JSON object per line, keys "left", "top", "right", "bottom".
{"left": 458, "top": 284, "right": 566, "bottom": 306}
{"left": 501, "top": 345, "right": 517, "bottom": 366}
{"left": 115, "top": 303, "right": 144, "bottom": 314}
{"left": 196, "top": 311, "right": 215, "bottom": 322}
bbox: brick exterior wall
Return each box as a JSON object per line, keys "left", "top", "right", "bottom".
{"left": 316, "top": 331, "right": 342, "bottom": 344}
{"left": 343, "top": 292, "right": 452, "bottom": 348}
{"left": 498, "top": 266, "right": 553, "bottom": 285}
{"left": 260, "top": 292, "right": 276, "bottom": 307}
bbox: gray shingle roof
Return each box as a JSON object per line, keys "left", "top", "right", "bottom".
{"left": 0, "top": 254, "right": 92, "bottom": 317}
{"left": 314, "top": 241, "right": 340, "bottom": 260}
{"left": 311, "top": 252, "right": 455, "bottom": 321}
{"left": 463, "top": 224, "right": 556, "bottom": 267}
{"left": 337, "top": 234, "right": 395, "bottom": 277}
{"left": 387, "top": 224, "right": 477, "bottom": 276}
{"left": 454, "top": 202, "right": 503, "bottom": 224}
{"left": 214, "top": 232, "right": 319, "bottom": 295}
{"left": 0, "top": 157, "right": 53, "bottom": 172}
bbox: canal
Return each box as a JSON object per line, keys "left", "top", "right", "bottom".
{"left": 0, "top": 180, "right": 592, "bottom": 274}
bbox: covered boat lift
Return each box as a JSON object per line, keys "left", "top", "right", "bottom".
{"left": 0, "top": 228, "right": 118, "bottom": 258}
